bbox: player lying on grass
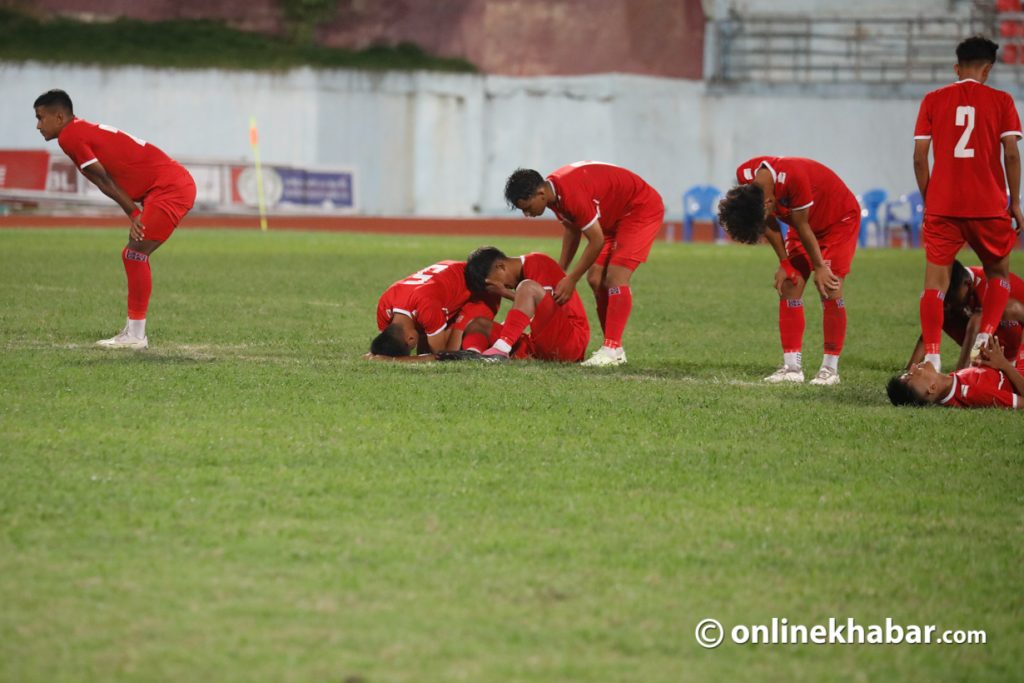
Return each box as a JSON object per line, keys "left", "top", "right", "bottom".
{"left": 913, "top": 35, "right": 1024, "bottom": 372}
{"left": 718, "top": 156, "right": 860, "bottom": 386}
{"left": 905, "top": 259, "right": 1024, "bottom": 371}
{"left": 503, "top": 162, "right": 664, "bottom": 366}
{"left": 34, "top": 89, "right": 197, "bottom": 350}
{"left": 452, "top": 246, "right": 590, "bottom": 363}
{"left": 366, "top": 260, "right": 498, "bottom": 361}
{"left": 888, "top": 337, "right": 1024, "bottom": 409}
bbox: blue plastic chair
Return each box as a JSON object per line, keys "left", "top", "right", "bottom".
{"left": 682, "top": 185, "right": 723, "bottom": 242}
{"left": 857, "top": 188, "right": 888, "bottom": 247}
{"left": 882, "top": 190, "right": 924, "bottom": 247}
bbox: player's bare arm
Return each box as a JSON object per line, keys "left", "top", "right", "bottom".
{"left": 789, "top": 208, "right": 839, "bottom": 298}
{"left": 556, "top": 221, "right": 604, "bottom": 305}
{"left": 955, "top": 313, "right": 983, "bottom": 370}
{"left": 913, "top": 138, "right": 931, "bottom": 200}
{"left": 1002, "top": 134, "right": 1024, "bottom": 233}
{"left": 763, "top": 217, "right": 802, "bottom": 294}
{"left": 81, "top": 161, "right": 145, "bottom": 241}
{"left": 558, "top": 221, "right": 581, "bottom": 271}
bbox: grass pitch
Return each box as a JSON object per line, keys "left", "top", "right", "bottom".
{"left": 1, "top": 227, "right": 1021, "bottom": 682}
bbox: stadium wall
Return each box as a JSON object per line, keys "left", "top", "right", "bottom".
{"left": 2, "top": 61, "right": 964, "bottom": 221}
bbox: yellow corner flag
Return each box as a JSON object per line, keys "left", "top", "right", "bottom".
{"left": 249, "top": 116, "right": 268, "bottom": 231}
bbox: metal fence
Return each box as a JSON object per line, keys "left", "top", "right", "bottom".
{"left": 708, "top": 11, "right": 1024, "bottom": 86}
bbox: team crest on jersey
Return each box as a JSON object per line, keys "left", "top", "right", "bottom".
{"left": 743, "top": 168, "right": 753, "bottom": 181}
{"left": 777, "top": 172, "right": 787, "bottom": 183}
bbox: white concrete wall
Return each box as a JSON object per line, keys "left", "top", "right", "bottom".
{"left": 2, "top": 61, "right": 1005, "bottom": 221}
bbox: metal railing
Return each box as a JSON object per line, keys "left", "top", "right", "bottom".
{"left": 708, "top": 12, "right": 1024, "bottom": 86}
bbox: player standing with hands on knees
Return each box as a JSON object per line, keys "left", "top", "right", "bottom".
{"left": 33, "top": 89, "right": 196, "bottom": 349}
{"left": 913, "top": 35, "right": 1024, "bottom": 372}
{"left": 503, "top": 162, "right": 664, "bottom": 367}
{"left": 718, "top": 156, "right": 860, "bottom": 386}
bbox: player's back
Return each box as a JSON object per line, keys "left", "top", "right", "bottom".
{"left": 521, "top": 252, "right": 589, "bottom": 329}
{"left": 548, "top": 162, "right": 661, "bottom": 229}
{"left": 968, "top": 265, "right": 1024, "bottom": 302}
{"left": 377, "top": 260, "right": 470, "bottom": 330}
{"left": 915, "top": 80, "right": 1021, "bottom": 217}
{"left": 57, "top": 118, "right": 185, "bottom": 200}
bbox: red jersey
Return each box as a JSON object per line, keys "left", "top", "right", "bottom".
{"left": 546, "top": 162, "right": 663, "bottom": 237}
{"left": 914, "top": 79, "right": 1022, "bottom": 217}
{"left": 940, "top": 358, "right": 1024, "bottom": 408}
{"left": 967, "top": 266, "right": 1024, "bottom": 306}
{"left": 735, "top": 156, "right": 859, "bottom": 233}
{"left": 376, "top": 261, "right": 471, "bottom": 337}
{"left": 57, "top": 118, "right": 190, "bottom": 201}
{"left": 521, "top": 252, "right": 589, "bottom": 333}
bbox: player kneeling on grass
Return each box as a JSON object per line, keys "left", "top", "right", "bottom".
{"left": 888, "top": 337, "right": 1024, "bottom": 409}
{"left": 905, "top": 259, "right": 1024, "bottom": 372}
{"left": 454, "top": 247, "right": 590, "bottom": 363}
{"left": 718, "top": 156, "right": 860, "bottom": 386}
{"left": 367, "top": 260, "right": 499, "bottom": 361}
{"left": 34, "top": 89, "right": 196, "bottom": 349}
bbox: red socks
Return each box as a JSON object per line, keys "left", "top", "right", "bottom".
{"left": 603, "top": 285, "right": 631, "bottom": 348}
{"left": 919, "top": 289, "right": 944, "bottom": 355}
{"left": 979, "top": 277, "right": 1011, "bottom": 336}
{"left": 122, "top": 247, "right": 151, "bottom": 320}
{"left": 499, "top": 309, "right": 531, "bottom": 347}
{"left": 779, "top": 299, "right": 805, "bottom": 353}
{"left": 594, "top": 287, "right": 609, "bottom": 333}
{"left": 822, "top": 298, "right": 846, "bottom": 355}
{"left": 461, "top": 331, "right": 490, "bottom": 352}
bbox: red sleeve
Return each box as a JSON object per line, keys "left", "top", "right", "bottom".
{"left": 780, "top": 162, "right": 814, "bottom": 211}
{"left": 57, "top": 123, "right": 98, "bottom": 169}
{"left": 1000, "top": 92, "right": 1022, "bottom": 139}
{"left": 558, "top": 178, "right": 600, "bottom": 230}
{"left": 416, "top": 300, "right": 448, "bottom": 337}
{"left": 913, "top": 95, "right": 932, "bottom": 140}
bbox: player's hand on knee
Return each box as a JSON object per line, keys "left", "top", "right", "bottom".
{"left": 553, "top": 276, "right": 575, "bottom": 305}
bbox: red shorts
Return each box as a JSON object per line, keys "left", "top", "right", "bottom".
{"left": 140, "top": 170, "right": 196, "bottom": 242}
{"left": 452, "top": 296, "right": 500, "bottom": 331}
{"left": 494, "top": 296, "right": 589, "bottom": 362}
{"left": 786, "top": 209, "right": 859, "bottom": 279}
{"left": 923, "top": 214, "right": 1016, "bottom": 266}
{"left": 595, "top": 201, "right": 665, "bottom": 271}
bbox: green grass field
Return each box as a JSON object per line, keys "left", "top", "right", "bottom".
{"left": 1, "top": 227, "right": 1021, "bottom": 682}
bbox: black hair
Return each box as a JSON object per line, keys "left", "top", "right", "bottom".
{"left": 465, "top": 246, "right": 506, "bottom": 293}
{"left": 718, "top": 184, "right": 767, "bottom": 244}
{"left": 33, "top": 89, "right": 73, "bottom": 114}
{"left": 945, "top": 259, "right": 971, "bottom": 304}
{"left": 504, "top": 168, "right": 545, "bottom": 209}
{"left": 886, "top": 375, "right": 928, "bottom": 407}
{"left": 370, "top": 323, "right": 411, "bottom": 357}
{"left": 956, "top": 35, "right": 998, "bottom": 66}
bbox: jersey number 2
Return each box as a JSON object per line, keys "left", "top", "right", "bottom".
{"left": 954, "top": 106, "right": 976, "bottom": 158}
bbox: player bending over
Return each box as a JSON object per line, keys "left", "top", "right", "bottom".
{"left": 503, "top": 162, "right": 664, "bottom": 366}
{"left": 914, "top": 35, "right": 1024, "bottom": 371}
{"left": 905, "top": 259, "right": 1024, "bottom": 371}
{"left": 718, "top": 156, "right": 860, "bottom": 386}
{"left": 367, "top": 260, "right": 498, "bottom": 361}
{"left": 457, "top": 246, "right": 590, "bottom": 362}
{"left": 888, "top": 337, "right": 1024, "bottom": 409}
{"left": 34, "top": 89, "right": 196, "bottom": 349}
